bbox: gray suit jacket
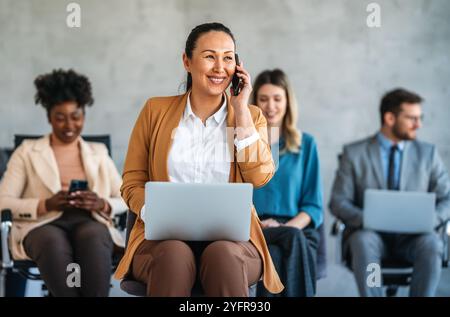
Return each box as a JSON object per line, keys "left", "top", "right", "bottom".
{"left": 329, "top": 134, "right": 450, "bottom": 231}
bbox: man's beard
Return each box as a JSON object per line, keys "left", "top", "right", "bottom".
{"left": 392, "top": 123, "right": 416, "bottom": 141}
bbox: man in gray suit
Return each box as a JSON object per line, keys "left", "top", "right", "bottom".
{"left": 330, "top": 88, "right": 450, "bottom": 297}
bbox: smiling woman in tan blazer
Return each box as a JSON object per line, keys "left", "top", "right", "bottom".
{"left": 114, "top": 23, "right": 284, "bottom": 296}
{"left": 0, "top": 69, "right": 127, "bottom": 297}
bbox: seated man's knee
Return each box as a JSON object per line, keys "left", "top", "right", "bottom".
{"left": 414, "top": 233, "right": 443, "bottom": 258}
{"left": 348, "top": 230, "right": 383, "bottom": 254}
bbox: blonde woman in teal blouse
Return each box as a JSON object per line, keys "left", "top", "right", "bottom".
{"left": 252, "top": 69, "right": 323, "bottom": 297}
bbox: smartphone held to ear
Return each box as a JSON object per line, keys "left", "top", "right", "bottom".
{"left": 68, "top": 179, "right": 88, "bottom": 193}
{"left": 231, "top": 53, "right": 241, "bottom": 96}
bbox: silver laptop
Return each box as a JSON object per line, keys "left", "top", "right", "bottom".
{"left": 144, "top": 182, "right": 253, "bottom": 241}
{"left": 363, "top": 189, "right": 436, "bottom": 233}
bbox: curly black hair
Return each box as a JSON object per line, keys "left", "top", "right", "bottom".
{"left": 34, "top": 69, "right": 94, "bottom": 114}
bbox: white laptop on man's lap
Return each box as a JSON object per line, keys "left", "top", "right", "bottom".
{"left": 363, "top": 189, "right": 436, "bottom": 234}
{"left": 144, "top": 182, "right": 253, "bottom": 241}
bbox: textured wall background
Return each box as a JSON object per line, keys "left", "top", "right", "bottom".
{"left": 1, "top": 0, "right": 449, "bottom": 295}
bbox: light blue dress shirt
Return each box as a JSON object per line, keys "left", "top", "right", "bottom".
{"left": 376, "top": 132, "right": 405, "bottom": 189}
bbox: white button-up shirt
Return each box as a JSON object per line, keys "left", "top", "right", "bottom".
{"left": 168, "top": 94, "right": 231, "bottom": 184}
{"left": 141, "top": 94, "right": 260, "bottom": 221}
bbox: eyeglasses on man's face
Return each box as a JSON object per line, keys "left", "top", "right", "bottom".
{"left": 398, "top": 113, "right": 424, "bottom": 124}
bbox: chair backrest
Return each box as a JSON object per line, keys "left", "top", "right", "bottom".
{"left": 14, "top": 134, "right": 112, "bottom": 156}
{"left": 125, "top": 210, "right": 137, "bottom": 248}
{"left": 0, "top": 148, "right": 13, "bottom": 179}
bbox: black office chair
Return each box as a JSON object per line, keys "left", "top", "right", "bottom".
{"left": 1, "top": 148, "right": 28, "bottom": 296}
{"left": 119, "top": 210, "right": 257, "bottom": 297}
{"left": 0, "top": 134, "right": 126, "bottom": 297}
{"left": 331, "top": 217, "right": 450, "bottom": 296}
{"left": 0, "top": 148, "right": 13, "bottom": 180}
{"left": 14, "top": 134, "right": 112, "bottom": 157}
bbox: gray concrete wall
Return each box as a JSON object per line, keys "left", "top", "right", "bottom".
{"left": 1, "top": 0, "right": 450, "bottom": 295}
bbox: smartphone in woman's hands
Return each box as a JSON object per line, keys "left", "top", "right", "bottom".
{"left": 68, "top": 179, "right": 88, "bottom": 194}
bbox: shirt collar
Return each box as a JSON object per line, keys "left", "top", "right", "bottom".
{"left": 377, "top": 131, "right": 405, "bottom": 152}
{"left": 183, "top": 92, "right": 227, "bottom": 124}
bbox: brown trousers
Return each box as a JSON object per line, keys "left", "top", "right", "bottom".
{"left": 23, "top": 210, "right": 114, "bottom": 297}
{"left": 131, "top": 240, "right": 262, "bottom": 297}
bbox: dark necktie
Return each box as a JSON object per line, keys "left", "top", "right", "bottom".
{"left": 388, "top": 144, "right": 399, "bottom": 190}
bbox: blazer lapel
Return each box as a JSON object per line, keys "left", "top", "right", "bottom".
{"left": 153, "top": 93, "right": 188, "bottom": 181}
{"left": 80, "top": 138, "right": 101, "bottom": 191}
{"left": 30, "top": 135, "right": 61, "bottom": 194}
{"left": 368, "top": 135, "right": 385, "bottom": 189}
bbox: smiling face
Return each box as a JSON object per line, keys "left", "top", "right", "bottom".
{"left": 256, "top": 83, "right": 288, "bottom": 127}
{"left": 48, "top": 101, "right": 85, "bottom": 143}
{"left": 183, "top": 31, "right": 236, "bottom": 97}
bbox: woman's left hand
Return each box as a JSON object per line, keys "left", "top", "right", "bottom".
{"left": 230, "top": 62, "right": 252, "bottom": 112}
{"left": 68, "top": 190, "right": 106, "bottom": 212}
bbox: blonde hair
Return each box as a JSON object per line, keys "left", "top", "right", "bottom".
{"left": 252, "top": 69, "right": 302, "bottom": 154}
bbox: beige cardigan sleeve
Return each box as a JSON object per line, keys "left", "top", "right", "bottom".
{"left": 0, "top": 145, "right": 40, "bottom": 221}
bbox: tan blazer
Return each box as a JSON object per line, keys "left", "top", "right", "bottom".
{"left": 0, "top": 135, "right": 127, "bottom": 260}
{"left": 114, "top": 92, "right": 284, "bottom": 294}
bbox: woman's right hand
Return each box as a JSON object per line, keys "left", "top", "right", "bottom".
{"left": 45, "top": 190, "right": 70, "bottom": 212}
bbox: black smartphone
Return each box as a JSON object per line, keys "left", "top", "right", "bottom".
{"left": 68, "top": 179, "right": 88, "bottom": 193}
{"left": 231, "top": 53, "right": 241, "bottom": 96}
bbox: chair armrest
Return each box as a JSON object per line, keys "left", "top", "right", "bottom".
{"left": 1, "top": 209, "right": 14, "bottom": 269}
{"left": 331, "top": 218, "right": 346, "bottom": 236}
{"left": 330, "top": 218, "right": 346, "bottom": 265}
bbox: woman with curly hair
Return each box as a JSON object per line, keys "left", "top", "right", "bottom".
{"left": 0, "top": 69, "right": 127, "bottom": 297}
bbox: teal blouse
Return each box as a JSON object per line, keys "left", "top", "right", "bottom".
{"left": 253, "top": 133, "right": 323, "bottom": 228}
